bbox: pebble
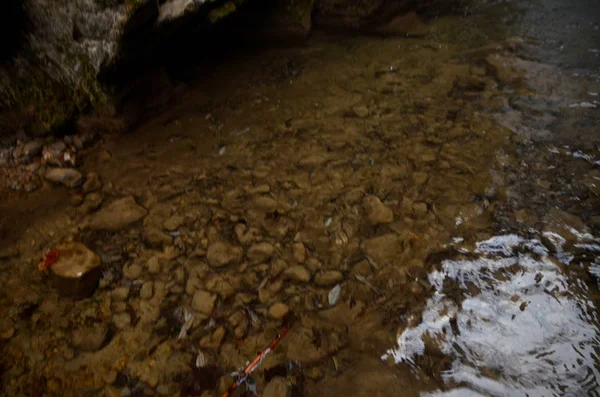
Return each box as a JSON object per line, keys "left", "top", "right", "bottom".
{"left": 82, "top": 172, "right": 102, "bottom": 193}
{"left": 147, "top": 256, "right": 160, "bottom": 274}
{"left": 363, "top": 195, "right": 394, "bottom": 224}
{"left": 268, "top": 302, "right": 289, "bottom": 319}
{"left": 144, "top": 226, "right": 172, "bottom": 248}
{"left": 140, "top": 282, "right": 153, "bottom": 299}
{"left": 22, "top": 139, "right": 43, "bottom": 157}
{"left": 314, "top": 270, "right": 344, "bottom": 286}
{"left": 352, "top": 105, "right": 369, "bottom": 118}
{"left": 205, "top": 275, "right": 236, "bottom": 300}
{"left": 305, "top": 258, "right": 322, "bottom": 272}
{"left": 192, "top": 290, "right": 216, "bottom": 315}
{"left": 412, "top": 172, "right": 428, "bottom": 185}
{"left": 247, "top": 242, "right": 275, "bottom": 264}
{"left": 123, "top": 263, "right": 143, "bottom": 280}
{"left": 163, "top": 215, "right": 184, "bottom": 231}
{"left": 0, "top": 246, "right": 19, "bottom": 259}
{"left": 262, "top": 377, "right": 289, "bottom": 397}
{"left": 207, "top": 242, "right": 243, "bottom": 267}
{"left": 412, "top": 202, "right": 428, "bottom": 217}
{"left": 112, "top": 287, "right": 130, "bottom": 301}
{"left": 292, "top": 242, "right": 306, "bottom": 263}
{"left": 72, "top": 323, "right": 108, "bottom": 351}
{"left": 283, "top": 266, "right": 311, "bottom": 283}
{"left": 80, "top": 192, "right": 103, "bottom": 214}
{"left": 90, "top": 197, "right": 147, "bottom": 231}
{"left": 199, "top": 326, "right": 226, "bottom": 349}
{"left": 45, "top": 168, "right": 84, "bottom": 188}
{"left": 113, "top": 313, "right": 131, "bottom": 329}
{"left": 252, "top": 196, "right": 278, "bottom": 212}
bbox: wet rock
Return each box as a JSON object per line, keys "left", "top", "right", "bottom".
{"left": 82, "top": 172, "right": 102, "bottom": 193}
{"left": 350, "top": 260, "right": 372, "bottom": 278}
{"left": 285, "top": 326, "right": 347, "bottom": 364}
{"left": 23, "top": 139, "right": 43, "bottom": 156}
{"left": 299, "top": 154, "right": 329, "bottom": 168}
{"left": 0, "top": 319, "right": 15, "bottom": 340}
{"left": 140, "top": 282, "right": 153, "bottom": 299}
{"left": 192, "top": 290, "right": 216, "bottom": 315}
{"left": 50, "top": 241, "right": 102, "bottom": 298}
{"left": 412, "top": 202, "right": 428, "bottom": 217}
{"left": 234, "top": 224, "right": 263, "bottom": 246}
{"left": 0, "top": 246, "right": 19, "bottom": 259}
{"left": 314, "top": 270, "right": 344, "bottom": 286}
{"left": 362, "top": 234, "right": 403, "bottom": 266}
{"left": 283, "top": 266, "right": 311, "bottom": 283}
{"left": 304, "top": 367, "right": 324, "bottom": 380}
{"left": 352, "top": 105, "right": 369, "bottom": 118}
{"left": 252, "top": 196, "right": 278, "bottom": 212}
{"left": 205, "top": 275, "right": 236, "bottom": 300}
{"left": 207, "top": 242, "right": 243, "bottom": 267}
{"left": 123, "top": 263, "right": 143, "bottom": 280}
{"left": 72, "top": 323, "right": 108, "bottom": 351}
{"left": 363, "top": 196, "right": 394, "bottom": 225}
{"left": 144, "top": 226, "right": 172, "bottom": 248}
{"left": 147, "top": 256, "right": 160, "bottom": 274}
{"left": 412, "top": 172, "right": 428, "bottom": 185}
{"left": 164, "top": 215, "right": 185, "bottom": 231}
{"left": 292, "top": 242, "right": 307, "bottom": 263}
{"left": 45, "top": 168, "right": 84, "bottom": 188}
{"left": 376, "top": 11, "right": 428, "bottom": 37}
{"left": 113, "top": 313, "right": 131, "bottom": 329}
{"left": 247, "top": 242, "right": 275, "bottom": 264}
{"left": 90, "top": 197, "right": 147, "bottom": 231}
{"left": 306, "top": 258, "right": 322, "bottom": 272}
{"left": 228, "top": 311, "right": 249, "bottom": 339}
{"left": 199, "top": 326, "right": 226, "bottom": 349}
{"left": 263, "top": 377, "right": 290, "bottom": 397}
{"left": 268, "top": 302, "right": 289, "bottom": 319}
{"left": 80, "top": 192, "right": 103, "bottom": 214}
{"left": 112, "top": 287, "right": 130, "bottom": 301}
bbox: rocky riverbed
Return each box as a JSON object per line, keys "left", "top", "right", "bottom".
{"left": 1, "top": 0, "right": 600, "bottom": 396}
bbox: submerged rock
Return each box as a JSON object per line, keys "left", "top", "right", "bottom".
{"left": 207, "top": 242, "right": 243, "bottom": 267}
{"left": 89, "top": 197, "right": 147, "bottom": 231}
{"left": 268, "top": 302, "right": 290, "bottom": 319}
{"left": 363, "top": 195, "right": 394, "bottom": 224}
{"left": 192, "top": 290, "right": 216, "bottom": 315}
{"left": 263, "top": 377, "right": 290, "bottom": 397}
{"left": 45, "top": 168, "right": 83, "bottom": 188}
{"left": 49, "top": 241, "right": 102, "bottom": 298}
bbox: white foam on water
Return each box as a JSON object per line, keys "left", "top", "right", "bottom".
{"left": 384, "top": 235, "right": 600, "bottom": 396}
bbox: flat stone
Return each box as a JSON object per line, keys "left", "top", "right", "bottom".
{"left": 247, "top": 242, "right": 275, "bottom": 264}
{"left": 45, "top": 168, "right": 83, "bottom": 188}
{"left": 283, "top": 266, "right": 311, "bottom": 283}
{"left": 362, "top": 234, "right": 402, "bottom": 267}
{"left": 140, "top": 282, "right": 153, "bottom": 299}
{"left": 263, "top": 377, "right": 290, "bottom": 397}
{"left": 50, "top": 241, "right": 102, "bottom": 298}
{"left": 163, "top": 215, "right": 184, "bottom": 231}
{"left": 252, "top": 196, "right": 278, "bottom": 212}
{"left": 22, "top": 140, "right": 43, "bottom": 157}
{"left": 72, "top": 323, "right": 108, "bottom": 351}
{"left": 363, "top": 196, "right": 394, "bottom": 225}
{"left": 314, "top": 270, "right": 344, "bottom": 287}
{"left": 113, "top": 313, "right": 131, "bottom": 329}
{"left": 192, "top": 290, "right": 216, "bottom": 315}
{"left": 90, "top": 197, "right": 147, "bottom": 231}
{"left": 207, "top": 242, "right": 243, "bottom": 267}
{"left": 268, "top": 302, "right": 289, "bottom": 319}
